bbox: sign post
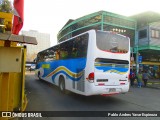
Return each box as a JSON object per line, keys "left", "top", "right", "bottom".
{"left": 138, "top": 56, "right": 142, "bottom": 63}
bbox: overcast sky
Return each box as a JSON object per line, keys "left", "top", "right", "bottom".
{"left": 22, "top": 0, "right": 160, "bottom": 45}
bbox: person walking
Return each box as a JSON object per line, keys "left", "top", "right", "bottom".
{"left": 130, "top": 69, "right": 135, "bottom": 87}
{"left": 137, "top": 71, "right": 143, "bottom": 88}
{"left": 143, "top": 70, "right": 149, "bottom": 87}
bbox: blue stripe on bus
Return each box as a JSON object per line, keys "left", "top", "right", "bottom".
{"left": 37, "top": 58, "right": 86, "bottom": 81}
{"left": 95, "top": 66, "right": 128, "bottom": 74}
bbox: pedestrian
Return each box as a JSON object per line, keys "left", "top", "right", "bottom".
{"left": 143, "top": 70, "right": 149, "bottom": 87}
{"left": 29, "top": 67, "right": 31, "bottom": 73}
{"left": 130, "top": 69, "right": 135, "bottom": 87}
{"left": 137, "top": 71, "right": 143, "bottom": 88}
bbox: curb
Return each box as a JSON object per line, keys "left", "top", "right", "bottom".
{"left": 147, "top": 82, "right": 160, "bottom": 89}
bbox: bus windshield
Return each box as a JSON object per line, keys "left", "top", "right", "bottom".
{"left": 96, "top": 31, "right": 129, "bottom": 53}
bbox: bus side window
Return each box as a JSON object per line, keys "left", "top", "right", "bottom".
{"left": 72, "top": 39, "right": 78, "bottom": 58}
{"left": 66, "top": 39, "right": 74, "bottom": 58}
{"left": 77, "top": 37, "right": 87, "bottom": 58}
{"left": 72, "top": 47, "right": 77, "bottom": 58}
{"left": 55, "top": 50, "right": 60, "bottom": 60}
{"left": 53, "top": 52, "right": 56, "bottom": 60}
{"left": 60, "top": 50, "right": 68, "bottom": 59}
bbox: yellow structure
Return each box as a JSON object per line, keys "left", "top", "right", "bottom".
{"left": 0, "top": 12, "right": 37, "bottom": 120}
{"left": 0, "top": 46, "right": 27, "bottom": 117}
{"left": 0, "top": 12, "right": 12, "bottom": 33}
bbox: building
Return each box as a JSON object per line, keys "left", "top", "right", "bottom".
{"left": 22, "top": 30, "right": 50, "bottom": 61}
{"left": 131, "top": 11, "right": 160, "bottom": 77}
{"left": 57, "top": 10, "right": 160, "bottom": 78}
{"left": 57, "top": 11, "right": 136, "bottom": 50}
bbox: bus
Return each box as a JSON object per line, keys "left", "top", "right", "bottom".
{"left": 35, "top": 29, "right": 130, "bottom": 96}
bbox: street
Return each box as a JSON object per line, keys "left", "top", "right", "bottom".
{"left": 24, "top": 72, "right": 160, "bottom": 120}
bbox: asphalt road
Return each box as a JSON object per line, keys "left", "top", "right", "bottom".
{"left": 24, "top": 72, "right": 160, "bottom": 120}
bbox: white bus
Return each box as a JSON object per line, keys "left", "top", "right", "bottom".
{"left": 36, "top": 29, "right": 130, "bottom": 96}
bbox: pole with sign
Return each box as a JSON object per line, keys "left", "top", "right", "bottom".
{"left": 138, "top": 56, "right": 142, "bottom": 63}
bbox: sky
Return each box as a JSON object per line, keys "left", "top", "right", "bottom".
{"left": 21, "top": 0, "right": 160, "bottom": 46}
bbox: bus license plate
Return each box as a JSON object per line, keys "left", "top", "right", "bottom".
{"left": 109, "top": 88, "right": 116, "bottom": 92}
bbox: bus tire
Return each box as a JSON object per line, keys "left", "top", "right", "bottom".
{"left": 59, "top": 76, "right": 65, "bottom": 93}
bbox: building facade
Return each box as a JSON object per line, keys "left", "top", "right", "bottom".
{"left": 131, "top": 11, "right": 160, "bottom": 77}
{"left": 57, "top": 11, "right": 136, "bottom": 49}
{"left": 22, "top": 30, "right": 50, "bottom": 61}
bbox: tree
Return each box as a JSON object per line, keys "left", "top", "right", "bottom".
{"left": 0, "top": 0, "right": 13, "bottom": 13}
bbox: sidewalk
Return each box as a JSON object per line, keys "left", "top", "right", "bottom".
{"left": 131, "top": 79, "right": 160, "bottom": 89}
{"left": 147, "top": 79, "right": 160, "bottom": 89}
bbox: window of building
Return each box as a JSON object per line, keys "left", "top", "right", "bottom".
{"left": 151, "top": 29, "right": 160, "bottom": 39}
{"left": 139, "top": 29, "right": 147, "bottom": 39}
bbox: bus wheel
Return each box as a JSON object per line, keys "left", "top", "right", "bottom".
{"left": 59, "top": 76, "right": 65, "bottom": 93}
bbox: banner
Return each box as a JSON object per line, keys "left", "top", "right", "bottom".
{"left": 1, "top": 111, "right": 160, "bottom": 117}
{"left": 12, "top": 0, "right": 24, "bottom": 35}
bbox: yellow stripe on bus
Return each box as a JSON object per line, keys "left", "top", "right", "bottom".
{"left": 42, "top": 64, "right": 50, "bottom": 69}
